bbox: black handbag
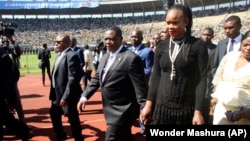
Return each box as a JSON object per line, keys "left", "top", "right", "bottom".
{"left": 38, "top": 61, "right": 44, "bottom": 69}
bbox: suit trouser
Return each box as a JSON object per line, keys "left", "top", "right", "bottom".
{"left": 41, "top": 65, "right": 52, "bottom": 84}
{"left": 50, "top": 103, "right": 83, "bottom": 141}
{"left": 14, "top": 85, "right": 25, "bottom": 121}
{"left": 105, "top": 122, "right": 135, "bottom": 141}
{"left": 0, "top": 101, "right": 29, "bottom": 141}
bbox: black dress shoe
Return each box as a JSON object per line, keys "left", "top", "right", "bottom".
{"left": 136, "top": 130, "right": 146, "bottom": 135}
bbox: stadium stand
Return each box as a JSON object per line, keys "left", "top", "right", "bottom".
{"left": 0, "top": 0, "right": 250, "bottom": 70}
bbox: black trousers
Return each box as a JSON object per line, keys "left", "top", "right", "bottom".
{"left": 50, "top": 103, "right": 83, "bottom": 141}
{"left": 0, "top": 101, "right": 29, "bottom": 141}
{"left": 105, "top": 123, "right": 135, "bottom": 141}
{"left": 41, "top": 63, "right": 52, "bottom": 84}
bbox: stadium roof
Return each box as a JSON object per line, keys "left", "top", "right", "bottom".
{"left": 0, "top": 0, "right": 245, "bottom": 16}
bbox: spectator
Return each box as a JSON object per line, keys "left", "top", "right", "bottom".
{"left": 151, "top": 33, "right": 161, "bottom": 53}
{"left": 83, "top": 44, "right": 93, "bottom": 90}
{"left": 144, "top": 40, "right": 151, "bottom": 47}
{"left": 98, "top": 41, "right": 107, "bottom": 62}
{"left": 140, "top": 4, "right": 208, "bottom": 125}
{"left": 92, "top": 46, "right": 100, "bottom": 72}
{"left": 77, "top": 26, "right": 147, "bottom": 141}
{"left": 210, "top": 30, "right": 250, "bottom": 125}
{"left": 160, "top": 27, "right": 170, "bottom": 41}
{"left": 50, "top": 33, "right": 84, "bottom": 141}
{"left": 38, "top": 43, "right": 52, "bottom": 86}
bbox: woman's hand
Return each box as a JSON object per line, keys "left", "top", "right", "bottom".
{"left": 209, "top": 98, "right": 217, "bottom": 116}
{"left": 192, "top": 110, "right": 205, "bottom": 125}
{"left": 140, "top": 101, "right": 153, "bottom": 125}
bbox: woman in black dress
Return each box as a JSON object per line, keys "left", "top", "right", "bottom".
{"left": 140, "top": 4, "right": 208, "bottom": 125}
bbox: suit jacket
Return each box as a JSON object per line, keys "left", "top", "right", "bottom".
{"left": 73, "top": 46, "right": 85, "bottom": 69}
{"left": 49, "top": 48, "right": 83, "bottom": 107}
{"left": 211, "top": 38, "right": 228, "bottom": 77}
{"left": 0, "top": 48, "right": 17, "bottom": 105}
{"left": 38, "top": 48, "right": 51, "bottom": 65}
{"left": 128, "top": 44, "right": 154, "bottom": 77}
{"left": 82, "top": 46, "right": 147, "bottom": 125}
{"left": 206, "top": 43, "right": 217, "bottom": 97}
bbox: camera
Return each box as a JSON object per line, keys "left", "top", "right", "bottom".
{"left": 0, "top": 22, "right": 18, "bottom": 36}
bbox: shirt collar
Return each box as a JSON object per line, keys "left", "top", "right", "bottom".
{"left": 133, "top": 44, "right": 142, "bottom": 50}
{"left": 59, "top": 47, "right": 70, "bottom": 56}
{"left": 109, "top": 45, "right": 123, "bottom": 58}
{"left": 230, "top": 34, "right": 242, "bottom": 43}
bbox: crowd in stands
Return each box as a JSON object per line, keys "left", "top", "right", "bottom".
{"left": 1, "top": 4, "right": 250, "bottom": 49}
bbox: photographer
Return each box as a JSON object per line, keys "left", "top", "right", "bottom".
{"left": 5, "top": 35, "right": 24, "bottom": 118}
{"left": 1, "top": 23, "right": 31, "bottom": 134}
{"left": 0, "top": 41, "right": 30, "bottom": 141}
{"left": 6, "top": 35, "right": 22, "bottom": 68}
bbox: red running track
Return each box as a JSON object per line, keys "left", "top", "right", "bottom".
{"left": 3, "top": 74, "right": 145, "bottom": 141}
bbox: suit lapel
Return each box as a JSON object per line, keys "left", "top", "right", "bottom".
{"left": 102, "top": 47, "right": 126, "bottom": 83}
{"left": 53, "top": 48, "right": 70, "bottom": 74}
{"left": 223, "top": 39, "right": 229, "bottom": 55}
{"left": 54, "top": 53, "right": 66, "bottom": 74}
{"left": 105, "top": 53, "right": 124, "bottom": 78}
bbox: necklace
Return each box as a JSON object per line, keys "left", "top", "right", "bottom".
{"left": 169, "top": 37, "right": 186, "bottom": 80}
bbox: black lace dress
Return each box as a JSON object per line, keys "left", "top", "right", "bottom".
{"left": 147, "top": 35, "right": 208, "bottom": 125}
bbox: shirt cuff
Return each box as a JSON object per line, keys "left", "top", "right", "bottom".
{"left": 80, "top": 96, "right": 87, "bottom": 102}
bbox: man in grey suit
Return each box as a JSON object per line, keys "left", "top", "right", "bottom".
{"left": 211, "top": 15, "right": 242, "bottom": 77}
{"left": 50, "top": 33, "right": 83, "bottom": 141}
{"left": 77, "top": 27, "right": 147, "bottom": 141}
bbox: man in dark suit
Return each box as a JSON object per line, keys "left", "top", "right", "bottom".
{"left": 77, "top": 27, "right": 147, "bottom": 141}
{"left": 128, "top": 29, "right": 154, "bottom": 135}
{"left": 0, "top": 47, "right": 30, "bottom": 141}
{"left": 38, "top": 43, "right": 52, "bottom": 86}
{"left": 211, "top": 15, "right": 242, "bottom": 77}
{"left": 200, "top": 27, "right": 217, "bottom": 124}
{"left": 50, "top": 34, "right": 83, "bottom": 141}
{"left": 70, "top": 37, "right": 85, "bottom": 86}
{"left": 70, "top": 37, "right": 85, "bottom": 69}
{"left": 3, "top": 35, "right": 32, "bottom": 133}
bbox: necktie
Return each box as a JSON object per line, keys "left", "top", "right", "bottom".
{"left": 229, "top": 39, "right": 234, "bottom": 52}
{"left": 102, "top": 55, "right": 114, "bottom": 82}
